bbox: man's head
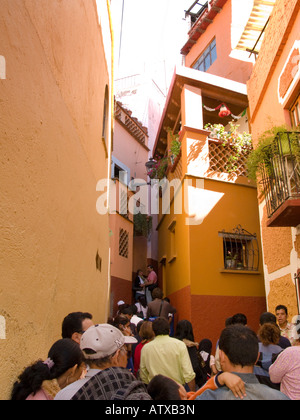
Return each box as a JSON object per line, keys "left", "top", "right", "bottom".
{"left": 275, "top": 305, "right": 288, "bottom": 327}
{"left": 152, "top": 317, "right": 170, "bottom": 336}
{"left": 259, "top": 312, "right": 277, "bottom": 326}
{"left": 218, "top": 325, "right": 259, "bottom": 373}
{"left": 80, "top": 324, "right": 137, "bottom": 369}
{"left": 231, "top": 313, "right": 247, "bottom": 326}
{"left": 119, "top": 304, "right": 134, "bottom": 320}
{"left": 62, "top": 312, "right": 94, "bottom": 344}
{"left": 147, "top": 264, "right": 154, "bottom": 273}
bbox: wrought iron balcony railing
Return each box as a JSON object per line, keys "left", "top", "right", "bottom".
{"left": 260, "top": 131, "right": 300, "bottom": 221}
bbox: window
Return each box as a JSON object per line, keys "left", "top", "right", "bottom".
{"left": 119, "top": 229, "right": 129, "bottom": 258}
{"left": 193, "top": 38, "right": 217, "bottom": 72}
{"left": 290, "top": 95, "right": 300, "bottom": 127}
{"left": 219, "top": 225, "right": 259, "bottom": 271}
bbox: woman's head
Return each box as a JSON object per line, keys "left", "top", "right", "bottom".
{"left": 175, "top": 320, "right": 195, "bottom": 342}
{"left": 258, "top": 322, "right": 280, "bottom": 346}
{"left": 11, "top": 338, "right": 84, "bottom": 400}
{"left": 113, "top": 315, "right": 131, "bottom": 336}
{"left": 139, "top": 321, "right": 155, "bottom": 342}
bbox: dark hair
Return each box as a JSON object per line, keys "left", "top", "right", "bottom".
{"left": 137, "top": 296, "right": 147, "bottom": 307}
{"left": 219, "top": 325, "right": 259, "bottom": 368}
{"left": 11, "top": 338, "right": 84, "bottom": 400}
{"left": 113, "top": 314, "right": 130, "bottom": 329}
{"left": 259, "top": 312, "right": 277, "bottom": 325}
{"left": 225, "top": 317, "right": 233, "bottom": 327}
{"left": 231, "top": 313, "right": 247, "bottom": 326}
{"left": 147, "top": 265, "right": 154, "bottom": 269}
{"left": 62, "top": 312, "right": 93, "bottom": 338}
{"left": 152, "top": 317, "right": 170, "bottom": 336}
{"left": 147, "top": 375, "right": 181, "bottom": 400}
{"left": 119, "top": 304, "right": 134, "bottom": 316}
{"left": 175, "top": 320, "right": 195, "bottom": 342}
{"left": 275, "top": 305, "right": 288, "bottom": 315}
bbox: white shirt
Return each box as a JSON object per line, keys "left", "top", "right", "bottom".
{"left": 54, "top": 369, "right": 100, "bottom": 400}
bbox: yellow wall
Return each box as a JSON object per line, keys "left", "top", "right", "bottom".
{"left": 0, "top": 0, "right": 112, "bottom": 399}
{"left": 189, "top": 177, "right": 265, "bottom": 297}
{"left": 157, "top": 196, "right": 191, "bottom": 298}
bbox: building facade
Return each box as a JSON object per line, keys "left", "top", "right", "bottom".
{"left": 247, "top": 0, "right": 300, "bottom": 318}
{"left": 110, "top": 101, "right": 150, "bottom": 313}
{"left": 152, "top": 0, "right": 267, "bottom": 346}
{"left": 0, "top": 0, "right": 113, "bottom": 399}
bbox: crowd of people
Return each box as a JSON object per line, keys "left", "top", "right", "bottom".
{"left": 10, "top": 278, "right": 300, "bottom": 401}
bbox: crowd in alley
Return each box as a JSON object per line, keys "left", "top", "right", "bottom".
{"left": 10, "top": 266, "right": 300, "bottom": 400}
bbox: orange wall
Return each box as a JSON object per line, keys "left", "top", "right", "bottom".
{"left": 0, "top": 0, "right": 112, "bottom": 399}
{"left": 185, "top": 0, "right": 253, "bottom": 84}
{"left": 247, "top": 0, "right": 299, "bottom": 136}
{"left": 246, "top": 0, "right": 300, "bottom": 319}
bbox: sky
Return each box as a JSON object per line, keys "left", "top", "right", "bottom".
{"left": 111, "top": 0, "right": 195, "bottom": 90}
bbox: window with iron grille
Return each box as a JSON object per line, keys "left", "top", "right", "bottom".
{"left": 119, "top": 229, "right": 129, "bottom": 258}
{"left": 193, "top": 38, "right": 217, "bottom": 72}
{"left": 218, "top": 225, "right": 259, "bottom": 271}
{"left": 259, "top": 131, "right": 300, "bottom": 219}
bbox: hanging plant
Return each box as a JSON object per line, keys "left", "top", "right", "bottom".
{"left": 134, "top": 213, "right": 152, "bottom": 237}
{"left": 148, "top": 155, "right": 169, "bottom": 180}
{"left": 246, "top": 125, "right": 300, "bottom": 181}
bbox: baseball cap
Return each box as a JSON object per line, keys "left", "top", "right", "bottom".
{"left": 80, "top": 324, "right": 137, "bottom": 359}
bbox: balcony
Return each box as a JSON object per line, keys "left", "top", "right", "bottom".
{"left": 259, "top": 131, "right": 300, "bottom": 227}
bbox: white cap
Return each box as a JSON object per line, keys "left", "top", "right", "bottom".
{"left": 117, "top": 300, "right": 125, "bottom": 306}
{"left": 80, "top": 324, "right": 137, "bottom": 359}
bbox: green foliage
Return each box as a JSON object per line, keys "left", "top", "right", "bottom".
{"left": 205, "top": 122, "right": 253, "bottom": 174}
{"left": 134, "top": 213, "right": 152, "bottom": 237}
{"left": 246, "top": 126, "right": 300, "bottom": 181}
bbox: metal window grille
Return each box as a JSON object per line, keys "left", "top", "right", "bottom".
{"left": 260, "top": 131, "right": 300, "bottom": 218}
{"left": 218, "top": 225, "right": 259, "bottom": 271}
{"left": 119, "top": 229, "right": 129, "bottom": 258}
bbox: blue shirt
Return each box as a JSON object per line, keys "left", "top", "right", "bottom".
{"left": 196, "top": 372, "right": 290, "bottom": 400}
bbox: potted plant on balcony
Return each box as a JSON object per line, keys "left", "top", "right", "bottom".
{"left": 246, "top": 126, "right": 300, "bottom": 181}
{"left": 167, "top": 128, "right": 182, "bottom": 165}
{"left": 205, "top": 122, "right": 253, "bottom": 174}
{"left": 225, "top": 252, "right": 237, "bottom": 269}
{"left": 134, "top": 213, "right": 152, "bottom": 238}
{"left": 148, "top": 155, "right": 169, "bottom": 180}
